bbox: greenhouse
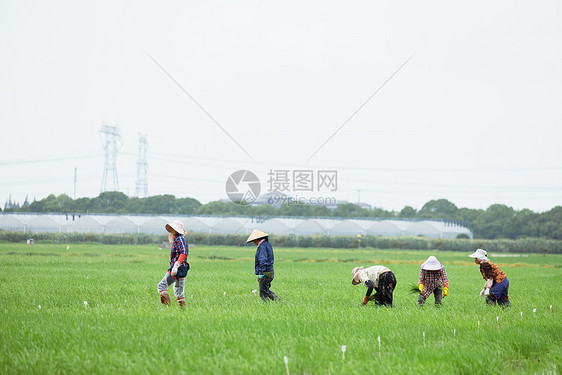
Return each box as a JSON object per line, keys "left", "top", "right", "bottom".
{"left": 0, "top": 213, "right": 473, "bottom": 239}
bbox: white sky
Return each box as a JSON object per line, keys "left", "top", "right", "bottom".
{"left": 1, "top": 1, "right": 561, "bottom": 212}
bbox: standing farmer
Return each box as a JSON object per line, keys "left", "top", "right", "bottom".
{"left": 352, "top": 265, "right": 396, "bottom": 307}
{"left": 417, "top": 256, "right": 449, "bottom": 306}
{"left": 469, "top": 248, "right": 510, "bottom": 307}
{"left": 246, "top": 229, "right": 279, "bottom": 301}
{"left": 157, "top": 221, "right": 189, "bottom": 308}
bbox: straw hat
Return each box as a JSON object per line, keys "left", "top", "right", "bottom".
{"left": 246, "top": 229, "right": 269, "bottom": 243}
{"left": 165, "top": 221, "right": 186, "bottom": 235}
{"left": 351, "top": 266, "right": 364, "bottom": 285}
{"left": 421, "top": 256, "right": 442, "bottom": 271}
{"left": 468, "top": 248, "right": 488, "bottom": 260}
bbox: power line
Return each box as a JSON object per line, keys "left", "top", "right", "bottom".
{"left": 0, "top": 152, "right": 102, "bottom": 166}
{"left": 3, "top": 149, "right": 560, "bottom": 174}
{"left": 143, "top": 151, "right": 562, "bottom": 173}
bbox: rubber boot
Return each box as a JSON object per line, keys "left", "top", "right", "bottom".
{"left": 485, "top": 295, "right": 497, "bottom": 305}
{"left": 177, "top": 297, "right": 186, "bottom": 309}
{"left": 498, "top": 298, "right": 511, "bottom": 308}
{"left": 160, "top": 291, "right": 171, "bottom": 306}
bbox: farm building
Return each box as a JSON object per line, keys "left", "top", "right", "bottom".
{"left": 0, "top": 213, "right": 473, "bottom": 239}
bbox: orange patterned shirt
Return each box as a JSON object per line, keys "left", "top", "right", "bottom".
{"left": 479, "top": 261, "right": 506, "bottom": 284}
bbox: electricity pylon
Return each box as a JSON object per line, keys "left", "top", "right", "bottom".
{"left": 100, "top": 123, "right": 123, "bottom": 192}
{"left": 134, "top": 133, "right": 149, "bottom": 197}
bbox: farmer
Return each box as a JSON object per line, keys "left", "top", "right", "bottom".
{"left": 417, "top": 256, "right": 449, "bottom": 306}
{"left": 246, "top": 229, "right": 279, "bottom": 301}
{"left": 469, "top": 248, "right": 510, "bottom": 307}
{"left": 352, "top": 265, "right": 396, "bottom": 307}
{"left": 157, "top": 220, "right": 189, "bottom": 308}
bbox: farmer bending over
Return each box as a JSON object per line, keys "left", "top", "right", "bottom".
{"left": 417, "top": 256, "right": 449, "bottom": 306}
{"left": 352, "top": 265, "right": 396, "bottom": 307}
{"left": 469, "top": 248, "right": 510, "bottom": 307}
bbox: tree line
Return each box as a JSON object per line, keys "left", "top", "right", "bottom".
{"left": 2, "top": 192, "right": 561, "bottom": 240}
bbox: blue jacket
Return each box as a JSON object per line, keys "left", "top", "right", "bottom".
{"left": 255, "top": 240, "right": 274, "bottom": 275}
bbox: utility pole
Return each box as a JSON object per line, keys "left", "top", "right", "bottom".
{"left": 99, "top": 123, "right": 123, "bottom": 192}
{"left": 73, "top": 166, "right": 77, "bottom": 199}
{"left": 134, "top": 133, "right": 149, "bottom": 197}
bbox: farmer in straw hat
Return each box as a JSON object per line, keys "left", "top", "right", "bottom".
{"left": 157, "top": 221, "right": 189, "bottom": 308}
{"left": 246, "top": 229, "right": 279, "bottom": 301}
{"left": 417, "top": 256, "right": 449, "bottom": 306}
{"left": 469, "top": 248, "right": 510, "bottom": 307}
{"left": 352, "top": 265, "right": 397, "bottom": 307}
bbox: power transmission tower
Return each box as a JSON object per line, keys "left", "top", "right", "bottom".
{"left": 99, "top": 123, "right": 123, "bottom": 192}
{"left": 134, "top": 133, "right": 149, "bottom": 197}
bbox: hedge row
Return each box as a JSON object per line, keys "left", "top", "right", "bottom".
{"left": 0, "top": 231, "right": 160, "bottom": 245}
{"left": 1, "top": 230, "right": 561, "bottom": 254}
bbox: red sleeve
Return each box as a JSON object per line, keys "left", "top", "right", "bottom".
{"left": 178, "top": 253, "right": 187, "bottom": 263}
{"left": 442, "top": 268, "right": 449, "bottom": 288}
{"left": 418, "top": 269, "right": 425, "bottom": 285}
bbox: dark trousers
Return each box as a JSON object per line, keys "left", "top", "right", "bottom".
{"left": 486, "top": 277, "right": 510, "bottom": 307}
{"left": 258, "top": 271, "right": 279, "bottom": 301}
{"left": 373, "top": 271, "right": 396, "bottom": 307}
{"left": 418, "top": 286, "right": 443, "bottom": 306}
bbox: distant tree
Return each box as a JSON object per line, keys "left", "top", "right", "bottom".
{"left": 196, "top": 201, "right": 250, "bottom": 216}
{"left": 3, "top": 195, "right": 19, "bottom": 212}
{"left": 418, "top": 199, "right": 458, "bottom": 219}
{"left": 141, "top": 195, "right": 177, "bottom": 214}
{"left": 72, "top": 197, "right": 90, "bottom": 213}
{"left": 454, "top": 207, "right": 482, "bottom": 223}
{"left": 25, "top": 197, "right": 44, "bottom": 212}
{"left": 125, "top": 197, "right": 143, "bottom": 213}
{"left": 538, "top": 206, "right": 562, "bottom": 240}
{"left": 278, "top": 204, "right": 330, "bottom": 217}
{"left": 308, "top": 205, "right": 332, "bottom": 216}
{"left": 331, "top": 203, "right": 368, "bottom": 217}
{"left": 367, "top": 208, "right": 395, "bottom": 218}
{"left": 473, "top": 204, "right": 516, "bottom": 239}
{"left": 88, "top": 192, "right": 129, "bottom": 213}
{"left": 23, "top": 194, "right": 71, "bottom": 212}
{"left": 251, "top": 204, "right": 277, "bottom": 216}
{"left": 399, "top": 206, "right": 417, "bottom": 218}
{"left": 176, "top": 197, "right": 202, "bottom": 214}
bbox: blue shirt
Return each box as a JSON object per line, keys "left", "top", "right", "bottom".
{"left": 169, "top": 235, "right": 189, "bottom": 272}
{"left": 255, "top": 240, "right": 274, "bottom": 275}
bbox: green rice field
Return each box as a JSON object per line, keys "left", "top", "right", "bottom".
{"left": 1, "top": 242, "right": 560, "bottom": 374}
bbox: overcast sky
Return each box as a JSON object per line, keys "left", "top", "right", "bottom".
{"left": 1, "top": 1, "right": 561, "bottom": 212}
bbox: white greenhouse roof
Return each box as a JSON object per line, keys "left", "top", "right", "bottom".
{"left": 0, "top": 213, "right": 473, "bottom": 239}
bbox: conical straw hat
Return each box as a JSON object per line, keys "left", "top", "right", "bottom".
{"left": 246, "top": 229, "right": 269, "bottom": 243}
